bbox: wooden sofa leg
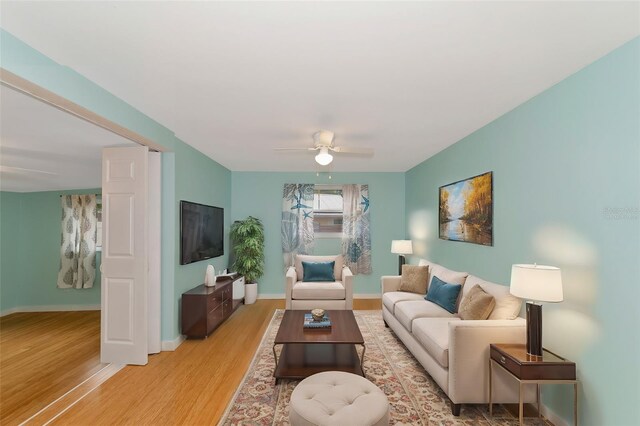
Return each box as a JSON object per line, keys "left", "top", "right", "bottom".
{"left": 383, "top": 320, "right": 389, "bottom": 328}
{"left": 451, "top": 403, "right": 461, "bottom": 416}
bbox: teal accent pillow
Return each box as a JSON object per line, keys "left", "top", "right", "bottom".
{"left": 425, "top": 276, "right": 463, "bottom": 313}
{"left": 302, "top": 261, "right": 335, "bottom": 282}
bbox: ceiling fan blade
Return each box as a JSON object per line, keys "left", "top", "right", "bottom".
{"left": 313, "top": 130, "right": 335, "bottom": 147}
{"left": 273, "top": 147, "right": 319, "bottom": 152}
{"left": 330, "top": 146, "right": 374, "bottom": 155}
{"left": 0, "top": 165, "right": 59, "bottom": 175}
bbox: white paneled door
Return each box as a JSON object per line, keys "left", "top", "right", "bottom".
{"left": 101, "top": 146, "right": 149, "bottom": 365}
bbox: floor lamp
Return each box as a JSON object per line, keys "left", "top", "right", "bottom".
{"left": 509, "top": 264, "right": 563, "bottom": 357}
{"left": 391, "top": 240, "right": 413, "bottom": 275}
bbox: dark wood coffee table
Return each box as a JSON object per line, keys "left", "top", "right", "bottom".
{"left": 273, "top": 310, "right": 365, "bottom": 382}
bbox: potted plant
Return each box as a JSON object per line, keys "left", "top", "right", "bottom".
{"left": 229, "top": 216, "right": 264, "bottom": 304}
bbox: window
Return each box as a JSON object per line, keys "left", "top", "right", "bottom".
{"left": 313, "top": 185, "right": 343, "bottom": 236}
{"left": 96, "top": 195, "right": 103, "bottom": 250}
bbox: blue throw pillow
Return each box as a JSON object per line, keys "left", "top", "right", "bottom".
{"left": 302, "top": 261, "right": 335, "bottom": 282}
{"left": 425, "top": 276, "right": 462, "bottom": 313}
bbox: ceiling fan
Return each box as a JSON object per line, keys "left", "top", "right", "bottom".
{"left": 274, "top": 130, "right": 374, "bottom": 166}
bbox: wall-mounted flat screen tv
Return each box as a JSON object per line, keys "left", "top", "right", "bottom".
{"left": 180, "top": 201, "right": 223, "bottom": 265}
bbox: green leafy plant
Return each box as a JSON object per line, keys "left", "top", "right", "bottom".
{"left": 229, "top": 216, "right": 265, "bottom": 284}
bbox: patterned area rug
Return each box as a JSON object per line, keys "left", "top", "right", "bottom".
{"left": 219, "top": 310, "right": 550, "bottom": 425}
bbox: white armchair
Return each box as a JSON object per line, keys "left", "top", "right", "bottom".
{"left": 285, "top": 255, "right": 353, "bottom": 310}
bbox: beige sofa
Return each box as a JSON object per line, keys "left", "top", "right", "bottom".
{"left": 382, "top": 259, "right": 534, "bottom": 415}
{"left": 286, "top": 255, "right": 353, "bottom": 310}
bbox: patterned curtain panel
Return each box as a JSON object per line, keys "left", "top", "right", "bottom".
{"left": 281, "top": 184, "right": 315, "bottom": 268}
{"left": 57, "top": 194, "right": 98, "bottom": 289}
{"left": 342, "top": 184, "right": 371, "bottom": 275}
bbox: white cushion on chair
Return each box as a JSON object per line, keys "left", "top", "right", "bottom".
{"left": 292, "top": 282, "right": 346, "bottom": 300}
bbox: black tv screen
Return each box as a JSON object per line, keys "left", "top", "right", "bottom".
{"left": 180, "top": 201, "right": 224, "bottom": 265}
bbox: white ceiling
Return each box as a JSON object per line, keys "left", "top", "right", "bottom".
{"left": 0, "top": 85, "right": 136, "bottom": 192}
{"left": 1, "top": 1, "right": 638, "bottom": 172}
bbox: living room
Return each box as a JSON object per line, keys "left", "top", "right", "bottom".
{"left": 0, "top": 2, "right": 638, "bottom": 425}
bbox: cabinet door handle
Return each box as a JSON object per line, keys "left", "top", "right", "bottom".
{"left": 500, "top": 356, "right": 506, "bottom": 364}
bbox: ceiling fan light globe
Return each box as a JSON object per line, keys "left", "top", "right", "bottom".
{"left": 315, "top": 147, "right": 333, "bottom": 166}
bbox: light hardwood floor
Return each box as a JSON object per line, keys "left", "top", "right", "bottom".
{"left": 0, "top": 311, "right": 104, "bottom": 425}
{"left": 41, "top": 299, "right": 380, "bottom": 425}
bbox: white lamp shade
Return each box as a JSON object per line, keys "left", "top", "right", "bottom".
{"left": 315, "top": 147, "right": 333, "bottom": 166}
{"left": 510, "top": 264, "right": 563, "bottom": 302}
{"left": 391, "top": 240, "right": 413, "bottom": 255}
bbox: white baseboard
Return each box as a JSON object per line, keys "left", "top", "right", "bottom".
{"left": 541, "top": 402, "right": 570, "bottom": 426}
{"left": 257, "top": 293, "right": 285, "bottom": 299}
{"left": 256, "top": 294, "right": 381, "bottom": 300}
{"left": 161, "top": 334, "right": 185, "bottom": 351}
{"left": 354, "top": 293, "right": 381, "bottom": 299}
{"left": 0, "top": 304, "right": 101, "bottom": 317}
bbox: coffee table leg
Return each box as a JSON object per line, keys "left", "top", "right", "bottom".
{"left": 359, "top": 343, "right": 366, "bottom": 376}
{"left": 273, "top": 344, "right": 279, "bottom": 369}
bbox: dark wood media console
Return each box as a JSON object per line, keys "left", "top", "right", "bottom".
{"left": 181, "top": 273, "right": 245, "bottom": 338}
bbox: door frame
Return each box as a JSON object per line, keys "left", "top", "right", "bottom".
{"left": 1, "top": 70, "right": 167, "bottom": 361}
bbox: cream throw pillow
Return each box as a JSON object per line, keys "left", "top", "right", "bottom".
{"left": 458, "top": 284, "right": 496, "bottom": 320}
{"left": 399, "top": 265, "right": 429, "bottom": 294}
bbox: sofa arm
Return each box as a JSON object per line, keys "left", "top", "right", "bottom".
{"left": 448, "top": 318, "right": 531, "bottom": 404}
{"left": 342, "top": 267, "right": 354, "bottom": 310}
{"left": 285, "top": 267, "right": 297, "bottom": 309}
{"left": 381, "top": 276, "right": 402, "bottom": 294}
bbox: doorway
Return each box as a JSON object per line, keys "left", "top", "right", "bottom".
{"left": 0, "top": 81, "right": 161, "bottom": 423}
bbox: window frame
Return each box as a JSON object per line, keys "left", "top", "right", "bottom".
{"left": 96, "top": 195, "right": 103, "bottom": 251}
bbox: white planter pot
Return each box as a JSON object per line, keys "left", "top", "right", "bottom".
{"left": 244, "top": 283, "right": 258, "bottom": 304}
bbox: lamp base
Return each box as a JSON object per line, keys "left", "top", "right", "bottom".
{"left": 526, "top": 302, "right": 543, "bottom": 357}
{"left": 398, "top": 255, "right": 406, "bottom": 275}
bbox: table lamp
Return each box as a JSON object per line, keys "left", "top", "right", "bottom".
{"left": 509, "top": 264, "right": 563, "bottom": 356}
{"left": 391, "top": 240, "right": 413, "bottom": 275}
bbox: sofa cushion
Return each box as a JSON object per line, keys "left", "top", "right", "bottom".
{"left": 302, "top": 261, "right": 335, "bottom": 282}
{"left": 382, "top": 291, "right": 425, "bottom": 314}
{"left": 426, "top": 263, "right": 469, "bottom": 309}
{"left": 463, "top": 275, "right": 522, "bottom": 320}
{"left": 458, "top": 284, "right": 496, "bottom": 320}
{"left": 394, "top": 300, "right": 456, "bottom": 332}
{"left": 428, "top": 264, "right": 469, "bottom": 287}
{"left": 412, "top": 317, "right": 461, "bottom": 368}
{"left": 418, "top": 259, "right": 437, "bottom": 288}
{"left": 425, "top": 276, "right": 463, "bottom": 314}
{"left": 399, "top": 265, "right": 429, "bottom": 294}
{"left": 292, "top": 281, "right": 345, "bottom": 300}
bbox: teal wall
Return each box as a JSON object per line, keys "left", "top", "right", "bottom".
{"left": 0, "top": 30, "right": 232, "bottom": 341}
{"left": 405, "top": 38, "right": 639, "bottom": 425}
{"left": 0, "top": 189, "right": 102, "bottom": 311}
{"left": 0, "top": 192, "right": 23, "bottom": 311}
{"left": 231, "top": 172, "right": 405, "bottom": 295}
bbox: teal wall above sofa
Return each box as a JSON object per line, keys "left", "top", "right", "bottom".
{"left": 405, "top": 37, "right": 639, "bottom": 425}
{"left": 231, "top": 172, "right": 405, "bottom": 296}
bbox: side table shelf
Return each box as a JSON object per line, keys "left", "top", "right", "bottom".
{"left": 489, "top": 343, "right": 578, "bottom": 426}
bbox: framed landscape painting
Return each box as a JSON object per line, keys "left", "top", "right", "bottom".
{"left": 439, "top": 171, "right": 493, "bottom": 246}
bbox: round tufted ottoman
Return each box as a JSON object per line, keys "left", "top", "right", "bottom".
{"left": 289, "top": 371, "right": 390, "bottom": 426}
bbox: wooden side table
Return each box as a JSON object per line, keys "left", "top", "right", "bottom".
{"left": 489, "top": 343, "right": 578, "bottom": 426}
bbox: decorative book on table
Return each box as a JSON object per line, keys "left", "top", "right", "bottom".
{"left": 303, "top": 313, "right": 331, "bottom": 329}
